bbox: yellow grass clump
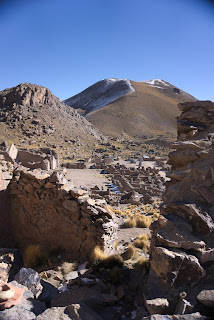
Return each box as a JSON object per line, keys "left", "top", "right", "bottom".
{"left": 91, "top": 246, "right": 123, "bottom": 268}
{"left": 24, "top": 244, "right": 47, "bottom": 268}
{"left": 137, "top": 256, "right": 150, "bottom": 269}
{"left": 136, "top": 215, "right": 152, "bottom": 228}
{"left": 113, "top": 208, "right": 127, "bottom": 216}
{"left": 134, "top": 234, "right": 150, "bottom": 252}
{"left": 61, "top": 262, "right": 78, "bottom": 275}
{"left": 122, "top": 244, "right": 136, "bottom": 261}
{"left": 123, "top": 215, "right": 152, "bottom": 228}
{"left": 123, "top": 217, "right": 137, "bottom": 228}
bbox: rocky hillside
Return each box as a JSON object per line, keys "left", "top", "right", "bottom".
{"left": 64, "top": 78, "right": 197, "bottom": 139}
{"left": 0, "top": 83, "right": 106, "bottom": 160}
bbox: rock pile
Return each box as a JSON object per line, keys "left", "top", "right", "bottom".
{"left": 145, "top": 101, "right": 214, "bottom": 317}
{"left": 9, "top": 167, "right": 117, "bottom": 260}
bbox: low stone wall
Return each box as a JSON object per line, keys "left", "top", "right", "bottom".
{"left": 9, "top": 168, "right": 117, "bottom": 261}
{"left": 0, "top": 156, "right": 14, "bottom": 246}
{"left": 146, "top": 101, "right": 214, "bottom": 316}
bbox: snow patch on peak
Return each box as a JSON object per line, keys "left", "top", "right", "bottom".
{"left": 144, "top": 79, "right": 169, "bottom": 87}
{"left": 64, "top": 78, "right": 135, "bottom": 114}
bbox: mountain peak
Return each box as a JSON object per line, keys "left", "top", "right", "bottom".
{"left": 64, "top": 78, "right": 135, "bottom": 114}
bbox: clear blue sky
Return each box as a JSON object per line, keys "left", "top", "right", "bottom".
{"left": 1, "top": 0, "right": 214, "bottom": 101}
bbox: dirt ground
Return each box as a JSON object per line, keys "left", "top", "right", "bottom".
{"left": 65, "top": 169, "right": 109, "bottom": 190}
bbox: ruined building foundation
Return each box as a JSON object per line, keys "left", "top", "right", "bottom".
{"left": 8, "top": 168, "right": 117, "bottom": 261}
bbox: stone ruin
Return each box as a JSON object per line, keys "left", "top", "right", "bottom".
{"left": 8, "top": 167, "right": 117, "bottom": 261}
{"left": 0, "top": 156, "right": 14, "bottom": 246}
{"left": 145, "top": 101, "right": 214, "bottom": 316}
{"left": 0, "top": 143, "right": 59, "bottom": 170}
{"left": 90, "top": 163, "right": 165, "bottom": 206}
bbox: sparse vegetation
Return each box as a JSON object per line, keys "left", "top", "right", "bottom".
{"left": 123, "top": 217, "right": 137, "bottom": 228}
{"left": 122, "top": 244, "right": 136, "bottom": 260}
{"left": 136, "top": 215, "right": 152, "bottom": 228}
{"left": 24, "top": 244, "right": 47, "bottom": 268}
{"left": 136, "top": 256, "right": 150, "bottom": 269}
{"left": 134, "top": 234, "right": 150, "bottom": 252}
{"left": 123, "top": 214, "right": 152, "bottom": 228}
{"left": 91, "top": 246, "right": 123, "bottom": 268}
{"left": 61, "top": 261, "right": 78, "bottom": 275}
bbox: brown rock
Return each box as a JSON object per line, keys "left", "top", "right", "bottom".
{"left": 197, "top": 289, "right": 214, "bottom": 308}
{"left": 150, "top": 247, "right": 205, "bottom": 287}
{"left": 145, "top": 298, "right": 169, "bottom": 315}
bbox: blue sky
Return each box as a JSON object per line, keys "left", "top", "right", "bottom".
{"left": 1, "top": 0, "right": 214, "bottom": 101}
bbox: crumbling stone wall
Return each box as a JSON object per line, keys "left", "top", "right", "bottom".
{"left": 0, "top": 156, "right": 14, "bottom": 246}
{"left": 146, "top": 101, "right": 214, "bottom": 316}
{"left": 9, "top": 168, "right": 117, "bottom": 261}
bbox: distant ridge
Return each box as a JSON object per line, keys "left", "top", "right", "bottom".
{"left": 64, "top": 78, "right": 197, "bottom": 138}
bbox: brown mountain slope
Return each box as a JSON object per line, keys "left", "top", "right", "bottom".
{"left": 0, "top": 83, "right": 106, "bottom": 161}
{"left": 85, "top": 80, "right": 197, "bottom": 138}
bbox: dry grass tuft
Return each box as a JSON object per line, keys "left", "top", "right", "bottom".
{"left": 122, "top": 244, "right": 136, "bottom": 260}
{"left": 24, "top": 244, "right": 47, "bottom": 268}
{"left": 113, "top": 208, "right": 127, "bottom": 216}
{"left": 123, "top": 215, "right": 152, "bottom": 228}
{"left": 123, "top": 217, "right": 137, "bottom": 228}
{"left": 137, "top": 256, "right": 150, "bottom": 269}
{"left": 134, "top": 234, "right": 150, "bottom": 252}
{"left": 91, "top": 246, "right": 123, "bottom": 268}
{"left": 136, "top": 215, "right": 152, "bottom": 228}
{"left": 61, "top": 262, "right": 78, "bottom": 275}
{"left": 91, "top": 246, "right": 108, "bottom": 265}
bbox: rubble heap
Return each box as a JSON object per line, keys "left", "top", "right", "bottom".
{"left": 9, "top": 168, "right": 117, "bottom": 261}
{"left": 145, "top": 101, "right": 214, "bottom": 317}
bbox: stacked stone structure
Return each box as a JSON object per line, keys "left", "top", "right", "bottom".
{"left": 145, "top": 101, "right": 214, "bottom": 316}
{"left": 8, "top": 168, "right": 117, "bottom": 261}
{"left": 0, "top": 156, "right": 14, "bottom": 246}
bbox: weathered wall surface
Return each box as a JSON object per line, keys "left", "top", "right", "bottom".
{"left": 146, "top": 101, "right": 214, "bottom": 316}
{"left": 9, "top": 168, "right": 117, "bottom": 261}
{"left": 0, "top": 156, "right": 14, "bottom": 246}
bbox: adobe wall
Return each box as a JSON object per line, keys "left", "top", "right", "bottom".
{"left": 9, "top": 168, "right": 117, "bottom": 261}
{"left": 145, "top": 101, "right": 214, "bottom": 316}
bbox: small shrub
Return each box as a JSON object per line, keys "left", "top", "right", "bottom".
{"left": 123, "top": 217, "right": 137, "bottom": 228}
{"left": 91, "top": 246, "right": 108, "bottom": 265}
{"left": 137, "top": 256, "right": 150, "bottom": 269}
{"left": 91, "top": 246, "right": 123, "bottom": 268}
{"left": 121, "top": 244, "right": 136, "bottom": 260}
{"left": 61, "top": 262, "right": 78, "bottom": 275}
{"left": 134, "top": 239, "right": 150, "bottom": 252}
{"left": 24, "top": 244, "right": 47, "bottom": 268}
{"left": 136, "top": 215, "right": 151, "bottom": 228}
{"left": 114, "top": 209, "right": 126, "bottom": 216}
